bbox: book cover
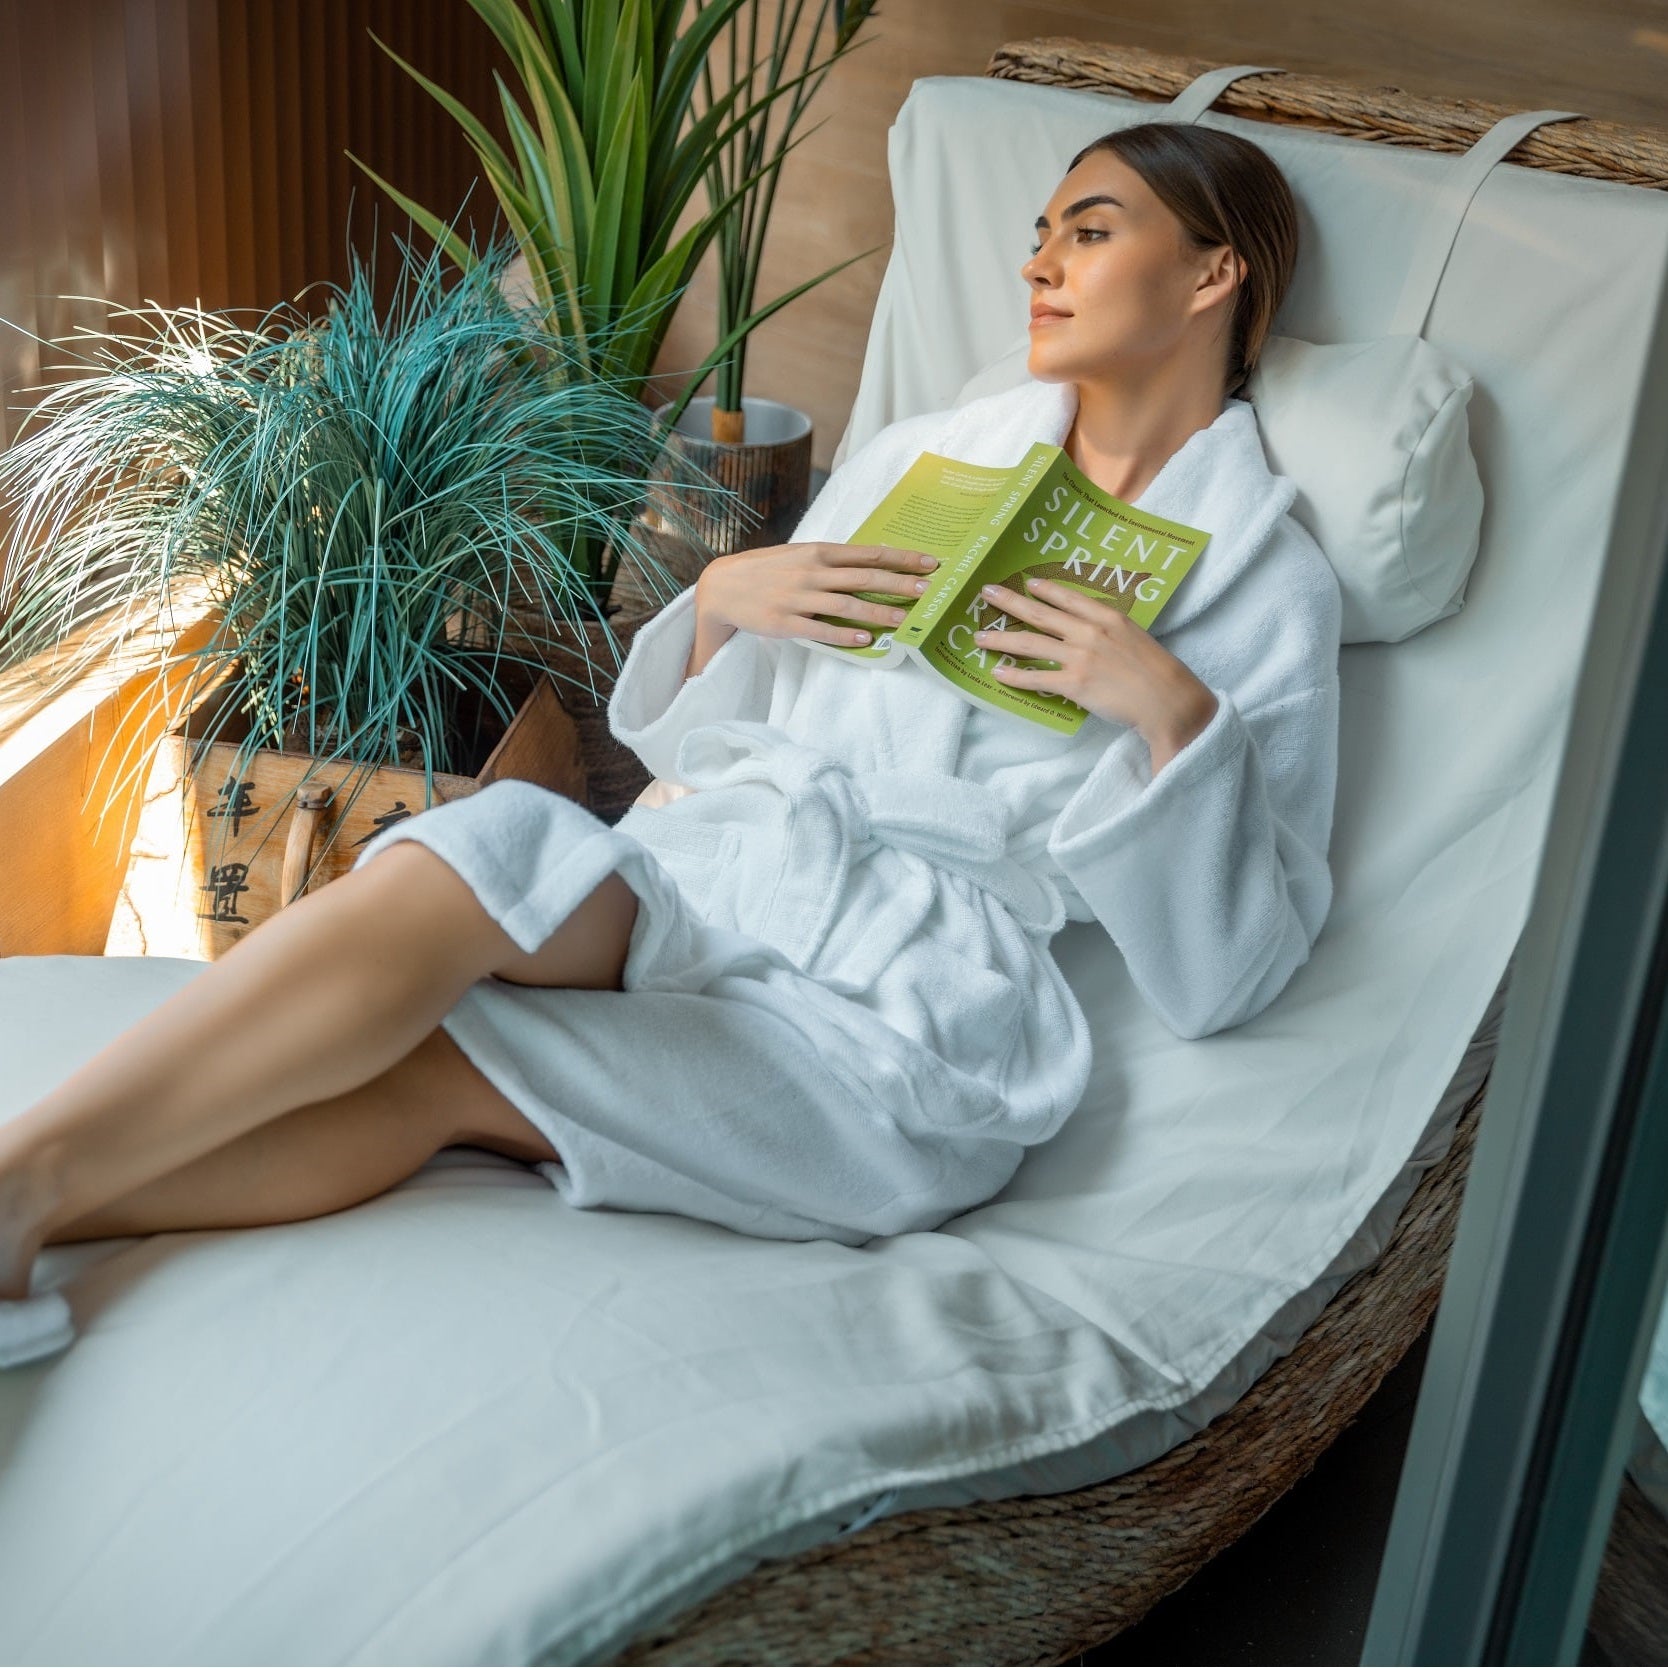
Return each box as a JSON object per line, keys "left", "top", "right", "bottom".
{"left": 800, "top": 442, "right": 1211, "bottom": 734}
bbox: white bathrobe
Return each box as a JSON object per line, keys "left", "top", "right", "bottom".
{"left": 350, "top": 376, "right": 1343, "bottom": 1247}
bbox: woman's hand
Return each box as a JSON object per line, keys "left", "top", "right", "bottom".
{"left": 697, "top": 542, "right": 942, "bottom": 648}
{"left": 973, "top": 576, "right": 1219, "bottom": 769}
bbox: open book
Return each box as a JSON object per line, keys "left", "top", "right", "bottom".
{"left": 798, "top": 441, "right": 1211, "bottom": 734}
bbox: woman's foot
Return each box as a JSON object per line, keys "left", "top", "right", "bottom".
{"left": 0, "top": 1142, "right": 60, "bottom": 1302}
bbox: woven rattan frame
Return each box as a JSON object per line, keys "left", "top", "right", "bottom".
{"left": 989, "top": 39, "right": 1668, "bottom": 188}
{"left": 606, "top": 41, "right": 1668, "bottom": 1666}
{"left": 614, "top": 1083, "right": 1485, "bottom": 1666}
{"left": 1590, "top": 1473, "right": 1668, "bottom": 1663}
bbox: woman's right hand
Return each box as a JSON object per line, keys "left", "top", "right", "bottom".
{"left": 697, "top": 542, "right": 942, "bottom": 649}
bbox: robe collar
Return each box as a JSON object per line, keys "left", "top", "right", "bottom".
{"left": 929, "top": 376, "right": 1299, "bottom": 638}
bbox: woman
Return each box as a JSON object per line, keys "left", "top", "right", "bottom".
{"left": 0, "top": 124, "right": 1343, "bottom": 1352}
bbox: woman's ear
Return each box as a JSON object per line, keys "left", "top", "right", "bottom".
{"left": 1205, "top": 245, "right": 1244, "bottom": 297}
{"left": 1190, "top": 245, "right": 1244, "bottom": 318}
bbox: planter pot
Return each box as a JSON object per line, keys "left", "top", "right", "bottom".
{"left": 532, "top": 616, "right": 657, "bottom": 826}
{"left": 105, "top": 672, "right": 584, "bottom": 960}
{"left": 504, "top": 523, "right": 713, "bottom": 826}
{"left": 649, "top": 395, "right": 813, "bottom": 556}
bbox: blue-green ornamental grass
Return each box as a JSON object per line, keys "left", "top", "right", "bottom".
{"left": 0, "top": 237, "right": 736, "bottom": 809}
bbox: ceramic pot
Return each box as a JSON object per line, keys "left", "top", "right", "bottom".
{"left": 651, "top": 395, "right": 813, "bottom": 556}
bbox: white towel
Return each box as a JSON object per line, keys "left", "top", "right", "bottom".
{"left": 0, "top": 1291, "right": 74, "bottom": 1369}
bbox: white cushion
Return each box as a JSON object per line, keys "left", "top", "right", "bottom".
{"left": 1246, "top": 334, "right": 1484, "bottom": 644}
{"left": 953, "top": 329, "right": 1484, "bottom": 646}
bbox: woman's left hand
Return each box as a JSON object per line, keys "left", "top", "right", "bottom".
{"left": 973, "top": 577, "right": 1219, "bottom": 767}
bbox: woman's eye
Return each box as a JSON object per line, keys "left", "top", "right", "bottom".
{"left": 1028, "top": 228, "right": 1106, "bottom": 255}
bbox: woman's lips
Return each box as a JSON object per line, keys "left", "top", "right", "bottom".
{"left": 1029, "top": 311, "right": 1070, "bottom": 329}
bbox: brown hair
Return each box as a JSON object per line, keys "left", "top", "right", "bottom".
{"left": 1067, "top": 123, "right": 1299, "bottom": 400}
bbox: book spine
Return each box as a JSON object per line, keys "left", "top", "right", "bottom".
{"left": 982, "top": 448, "right": 1071, "bottom": 585}
{"left": 893, "top": 444, "right": 1055, "bottom": 649}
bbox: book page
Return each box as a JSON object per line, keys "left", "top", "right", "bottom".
{"left": 863, "top": 481, "right": 996, "bottom": 550}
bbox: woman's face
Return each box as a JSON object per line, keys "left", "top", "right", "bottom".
{"left": 1021, "top": 148, "right": 1239, "bottom": 386}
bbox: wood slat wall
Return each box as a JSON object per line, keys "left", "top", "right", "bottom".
{"left": 0, "top": 0, "right": 507, "bottom": 453}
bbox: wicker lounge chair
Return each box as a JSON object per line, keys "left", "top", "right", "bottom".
{"left": 606, "top": 40, "right": 1668, "bottom": 1666}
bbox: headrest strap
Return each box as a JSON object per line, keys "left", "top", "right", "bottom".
{"left": 1149, "top": 65, "right": 1287, "bottom": 125}
{"left": 1388, "top": 108, "right": 1586, "bottom": 338}
{"left": 1135, "top": 73, "right": 1585, "bottom": 345}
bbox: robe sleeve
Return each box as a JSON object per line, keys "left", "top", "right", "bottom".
{"left": 605, "top": 582, "right": 783, "bottom": 782}
{"left": 1044, "top": 674, "right": 1340, "bottom": 1041}
{"left": 607, "top": 417, "right": 927, "bottom": 783}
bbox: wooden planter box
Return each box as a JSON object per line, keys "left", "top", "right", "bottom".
{"left": 508, "top": 523, "right": 711, "bottom": 825}
{"left": 105, "top": 673, "right": 584, "bottom": 960}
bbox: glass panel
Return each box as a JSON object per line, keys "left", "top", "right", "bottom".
{"left": 1361, "top": 225, "right": 1668, "bottom": 1666}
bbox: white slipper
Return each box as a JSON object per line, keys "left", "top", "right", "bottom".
{"left": 0, "top": 1291, "right": 74, "bottom": 1368}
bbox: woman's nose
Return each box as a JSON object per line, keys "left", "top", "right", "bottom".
{"left": 1022, "top": 243, "right": 1059, "bottom": 287}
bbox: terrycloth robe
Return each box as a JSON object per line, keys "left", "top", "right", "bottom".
{"left": 349, "top": 377, "right": 1344, "bottom": 1246}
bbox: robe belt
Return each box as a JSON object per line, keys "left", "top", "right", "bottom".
{"left": 672, "top": 722, "right": 1067, "bottom": 967}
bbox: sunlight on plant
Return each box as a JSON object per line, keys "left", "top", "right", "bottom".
{"left": 0, "top": 234, "right": 742, "bottom": 827}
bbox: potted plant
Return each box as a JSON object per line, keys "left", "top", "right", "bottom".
{"left": 0, "top": 236, "right": 737, "bottom": 946}
{"left": 356, "top": 0, "right": 884, "bottom": 568}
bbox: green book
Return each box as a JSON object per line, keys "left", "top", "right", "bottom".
{"left": 799, "top": 441, "right": 1212, "bottom": 734}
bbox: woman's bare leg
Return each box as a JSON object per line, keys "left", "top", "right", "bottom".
{"left": 45, "top": 1026, "right": 556, "bottom": 1243}
{"left": 0, "top": 841, "right": 639, "bottom": 1297}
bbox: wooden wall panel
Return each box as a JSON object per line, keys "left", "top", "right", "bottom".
{"left": 0, "top": 0, "right": 509, "bottom": 461}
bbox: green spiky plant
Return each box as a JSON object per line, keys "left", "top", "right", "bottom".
{"left": 695, "top": 0, "right": 880, "bottom": 441}
{"left": 0, "top": 235, "right": 738, "bottom": 827}
{"left": 354, "top": 0, "right": 885, "bottom": 449}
